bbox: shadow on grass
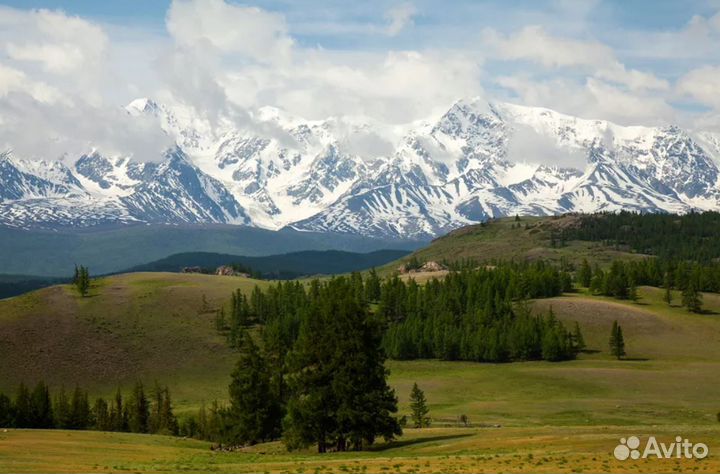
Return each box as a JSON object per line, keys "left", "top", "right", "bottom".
{"left": 368, "top": 433, "right": 473, "bottom": 452}
{"left": 698, "top": 309, "right": 719, "bottom": 315}
{"left": 621, "top": 357, "right": 650, "bottom": 361}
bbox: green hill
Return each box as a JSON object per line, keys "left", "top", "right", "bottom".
{"left": 391, "top": 212, "right": 720, "bottom": 273}
{"left": 123, "top": 249, "right": 410, "bottom": 279}
{"left": 4, "top": 214, "right": 720, "bottom": 472}
{"left": 0, "top": 272, "right": 270, "bottom": 408}
{"left": 2, "top": 264, "right": 720, "bottom": 472}
{"left": 2, "top": 271, "right": 720, "bottom": 425}
{"left": 390, "top": 215, "right": 642, "bottom": 272}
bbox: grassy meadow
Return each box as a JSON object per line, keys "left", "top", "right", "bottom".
{"left": 1, "top": 270, "right": 720, "bottom": 472}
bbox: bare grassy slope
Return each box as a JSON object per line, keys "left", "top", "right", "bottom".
{"left": 0, "top": 272, "right": 269, "bottom": 405}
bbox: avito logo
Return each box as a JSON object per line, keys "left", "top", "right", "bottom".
{"left": 614, "top": 436, "right": 709, "bottom": 460}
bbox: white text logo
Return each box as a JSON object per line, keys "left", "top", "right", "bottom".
{"left": 614, "top": 436, "right": 709, "bottom": 460}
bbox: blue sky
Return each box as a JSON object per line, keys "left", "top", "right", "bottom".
{"left": 2, "top": 1, "right": 716, "bottom": 50}
{"left": 0, "top": 0, "right": 719, "bottom": 159}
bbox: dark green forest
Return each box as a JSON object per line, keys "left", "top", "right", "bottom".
{"left": 559, "top": 211, "right": 720, "bottom": 261}
{"left": 0, "top": 382, "right": 178, "bottom": 435}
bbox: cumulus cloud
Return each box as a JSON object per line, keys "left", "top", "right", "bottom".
{"left": 0, "top": 7, "right": 172, "bottom": 161}
{"left": 483, "top": 25, "right": 668, "bottom": 92}
{"left": 677, "top": 66, "right": 720, "bottom": 110}
{"left": 0, "top": 90, "right": 173, "bottom": 161}
{"left": 164, "top": 0, "right": 482, "bottom": 125}
{"left": 166, "top": 0, "right": 293, "bottom": 64}
{"left": 496, "top": 75, "right": 673, "bottom": 125}
{"left": 1, "top": 0, "right": 719, "bottom": 165}
{"left": 0, "top": 63, "right": 65, "bottom": 104}
{"left": 0, "top": 6, "right": 107, "bottom": 75}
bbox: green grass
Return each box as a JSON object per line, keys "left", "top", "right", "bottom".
{"left": 0, "top": 272, "right": 271, "bottom": 412}
{"left": 2, "top": 273, "right": 720, "bottom": 472}
{"left": 3, "top": 426, "right": 720, "bottom": 473}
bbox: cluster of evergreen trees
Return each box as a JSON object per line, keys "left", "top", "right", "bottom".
{"left": 377, "top": 264, "right": 581, "bottom": 362}
{"left": 577, "top": 258, "right": 706, "bottom": 312}
{"left": 559, "top": 211, "right": 720, "bottom": 262}
{"left": 0, "top": 382, "right": 177, "bottom": 435}
{"left": 216, "top": 263, "right": 580, "bottom": 364}
{"left": 72, "top": 265, "right": 90, "bottom": 297}
{"left": 204, "top": 276, "right": 401, "bottom": 452}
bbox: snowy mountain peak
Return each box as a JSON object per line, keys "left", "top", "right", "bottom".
{"left": 125, "top": 97, "right": 161, "bottom": 116}
{"left": 4, "top": 98, "right": 720, "bottom": 238}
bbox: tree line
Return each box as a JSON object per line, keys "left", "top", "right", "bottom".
{"left": 558, "top": 211, "right": 720, "bottom": 262}
{"left": 577, "top": 258, "right": 706, "bottom": 312}
{"left": 0, "top": 381, "right": 177, "bottom": 435}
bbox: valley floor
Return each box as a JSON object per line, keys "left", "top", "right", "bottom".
{"left": 2, "top": 426, "right": 719, "bottom": 473}
{"left": 2, "top": 274, "right": 720, "bottom": 472}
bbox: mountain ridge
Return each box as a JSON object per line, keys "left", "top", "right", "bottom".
{"left": 2, "top": 98, "right": 720, "bottom": 238}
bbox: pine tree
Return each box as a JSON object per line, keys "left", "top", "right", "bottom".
{"left": 284, "top": 278, "right": 400, "bottom": 452}
{"left": 578, "top": 259, "right": 592, "bottom": 288}
{"left": 109, "top": 387, "right": 127, "bottom": 432}
{"left": 53, "top": 387, "right": 71, "bottom": 429}
{"left": 215, "top": 307, "right": 226, "bottom": 331}
{"left": 609, "top": 321, "right": 626, "bottom": 360}
{"left": 74, "top": 265, "right": 90, "bottom": 297}
{"left": 365, "top": 268, "right": 381, "bottom": 302}
{"left": 682, "top": 282, "right": 703, "bottom": 313}
{"left": 572, "top": 321, "right": 586, "bottom": 353}
{"left": 69, "top": 385, "right": 91, "bottom": 429}
{"left": 160, "top": 387, "right": 178, "bottom": 435}
{"left": 14, "top": 383, "right": 31, "bottom": 428}
{"left": 664, "top": 272, "right": 673, "bottom": 305}
{"left": 226, "top": 333, "right": 281, "bottom": 445}
{"left": 0, "top": 393, "right": 12, "bottom": 427}
{"left": 409, "top": 383, "right": 430, "bottom": 428}
{"left": 149, "top": 383, "right": 164, "bottom": 434}
{"left": 93, "top": 398, "right": 111, "bottom": 431}
{"left": 29, "top": 381, "right": 54, "bottom": 428}
{"left": 128, "top": 382, "right": 149, "bottom": 433}
{"left": 628, "top": 277, "right": 638, "bottom": 302}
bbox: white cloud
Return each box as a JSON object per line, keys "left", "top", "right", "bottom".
{"left": 222, "top": 49, "right": 484, "bottom": 124}
{"left": 163, "top": 0, "right": 482, "bottom": 125}
{"left": 0, "top": 7, "right": 171, "bottom": 161}
{"left": 0, "top": 6, "right": 107, "bottom": 74}
{"left": 484, "top": 25, "right": 668, "bottom": 91}
{"left": 677, "top": 65, "right": 720, "bottom": 109}
{"left": 0, "top": 0, "right": 719, "bottom": 165}
{"left": 166, "top": 0, "right": 293, "bottom": 64}
{"left": 0, "top": 63, "right": 65, "bottom": 104}
{"left": 385, "top": 3, "right": 417, "bottom": 36}
{"left": 496, "top": 75, "right": 673, "bottom": 125}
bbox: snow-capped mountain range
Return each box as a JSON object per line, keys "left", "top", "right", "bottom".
{"left": 2, "top": 97, "right": 720, "bottom": 239}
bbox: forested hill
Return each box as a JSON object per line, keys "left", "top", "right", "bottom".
{"left": 557, "top": 211, "right": 720, "bottom": 261}
{"left": 124, "top": 249, "right": 410, "bottom": 279}
{"left": 400, "top": 212, "right": 720, "bottom": 270}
